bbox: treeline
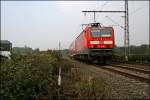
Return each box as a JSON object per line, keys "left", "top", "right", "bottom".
{"left": 113, "top": 44, "right": 150, "bottom": 63}
{"left": 9, "top": 44, "right": 150, "bottom": 64}
{"left": 11, "top": 46, "right": 40, "bottom": 55}
{"left": 114, "top": 44, "right": 149, "bottom": 55}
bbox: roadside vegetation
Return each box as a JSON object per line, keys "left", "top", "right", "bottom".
{"left": 0, "top": 49, "right": 60, "bottom": 100}
{"left": 59, "top": 59, "right": 106, "bottom": 99}
{"left": 113, "top": 44, "right": 150, "bottom": 64}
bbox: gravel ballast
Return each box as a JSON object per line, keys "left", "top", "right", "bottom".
{"left": 66, "top": 58, "right": 150, "bottom": 99}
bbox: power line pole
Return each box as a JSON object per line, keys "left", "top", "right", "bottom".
{"left": 57, "top": 41, "right": 61, "bottom": 99}
{"left": 59, "top": 41, "right": 61, "bottom": 51}
{"left": 59, "top": 41, "right": 61, "bottom": 57}
{"left": 94, "top": 12, "right": 96, "bottom": 22}
{"left": 124, "top": 0, "right": 127, "bottom": 62}
{"left": 125, "top": 0, "right": 130, "bottom": 62}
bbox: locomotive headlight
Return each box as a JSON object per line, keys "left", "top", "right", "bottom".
{"left": 104, "top": 41, "right": 113, "bottom": 44}
{"left": 90, "top": 41, "right": 99, "bottom": 44}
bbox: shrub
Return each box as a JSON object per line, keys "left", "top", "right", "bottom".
{"left": 0, "top": 51, "right": 59, "bottom": 100}
{"left": 76, "top": 75, "right": 105, "bottom": 99}
{"left": 112, "top": 54, "right": 150, "bottom": 64}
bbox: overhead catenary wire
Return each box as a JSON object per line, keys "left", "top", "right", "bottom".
{"left": 97, "top": 1, "right": 109, "bottom": 25}
{"left": 129, "top": 3, "right": 149, "bottom": 16}
{"left": 100, "top": 1, "right": 109, "bottom": 10}
{"left": 106, "top": 2, "right": 149, "bottom": 30}
{"left": 105, "top": 16, "right": 125, "bottom": 29}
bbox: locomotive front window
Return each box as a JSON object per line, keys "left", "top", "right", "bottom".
{"left": 100, "top": 29, "right": 112, "bottom": 37}
{"left": 91, "top": 28, "right": 112, "bottom": 37}
{"left": 91, "top": 30, "right": 100, "bottom": 37}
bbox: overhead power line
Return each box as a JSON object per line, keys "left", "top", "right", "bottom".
{"left": 82, "top": 11, "right": 125, "bottom": 13}
{"left": 101, "top": 1, "right": 109, "bottom": 10}
{"left": 130, "top": 3, "right": 149, "bottom": 15}
{"left": 105, "top": 16, "right": 125, "bottom": 29}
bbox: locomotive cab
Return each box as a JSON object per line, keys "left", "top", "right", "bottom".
{"left": 87, "top": 23, "right": 115, "bottom": 63}
{"left": 89, "top": 27, "right": 114, "bottom": 49}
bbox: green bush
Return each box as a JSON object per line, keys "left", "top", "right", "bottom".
{"left": 112, "top": 54, "right": 150, "bottom": 64}
{"left": 0, "top": 51, "right": 60, "bottom": 100}
{"left": 128, "top": 54, "right": 150, "bottom": 63}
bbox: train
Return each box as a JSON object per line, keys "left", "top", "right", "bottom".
{"left": 69, "top": 23, "right": 115, "bottom": 63}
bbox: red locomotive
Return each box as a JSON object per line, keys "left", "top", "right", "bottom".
{"left": 69, "top": 23, "right": 115, "bottom": 63}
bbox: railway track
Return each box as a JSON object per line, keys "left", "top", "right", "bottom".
{"left": 95, "top": 64, "right": 150, "bottom": 84}
{"left": 111, "top": 62, "right": 150, "bottom": 70}
{"left": 110, "top": 64, "right": 150, "bottom": 74}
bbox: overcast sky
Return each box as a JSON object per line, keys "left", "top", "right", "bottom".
{"left": 1, "top": 1, "right": 149, "bottom": 50}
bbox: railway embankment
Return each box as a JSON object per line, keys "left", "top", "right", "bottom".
{"left": 62, "top": 57, "right": 150, "bottom": 99}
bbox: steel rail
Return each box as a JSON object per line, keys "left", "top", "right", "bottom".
{"left": 96, "top": 65, "right": 150, "bottom": 84}
{"left": 110, "top": 64, "right": 150, "bottom": 74}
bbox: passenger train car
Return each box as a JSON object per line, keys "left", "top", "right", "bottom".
{"left": 69, "top": 23, "right": 115, "bottom": 63}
